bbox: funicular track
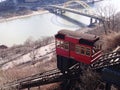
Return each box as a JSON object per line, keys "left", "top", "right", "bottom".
{"left": 91, "top": 51, "right": 120, "bottom": 70}
{"left": 1, "top": 63, "right": 81, "bottom": 89}
{"left": 1, "top": 51, "right": 120, "bottom": 89}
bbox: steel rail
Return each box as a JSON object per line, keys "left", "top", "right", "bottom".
{"left": 1, "top": 51, "right": 120, "bottom": 89}
{"left": 91, "top": 51, "right": 120, "bottom": 69}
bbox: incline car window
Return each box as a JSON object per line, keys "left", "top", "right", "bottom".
{"left": 64, "top": 42, "right": 69, "bottom": 50}
{"left": 56, "top": 40, "right": 61, "bottom": 48}
{"left": 86, "top": 48, "right": 91, "bottom": 56}
{"left": 60, "top": 41, "right": 64, "bottom": 49}
{"left": 56, "top": 40, "right": 64, "bottom": 49}
{"left": 75, "top": 45, "right": 80, "bottom": 54}
{"left": 75, "top": 45, "right": 91, "bottom": 56}
{"left": 70, "top": 43, "right": 75, "bottom": 51}
{"left": 56, "top": 40, "right": 69, "bottom": 50}
{"left": 81, "top": 46, "right": 85, "bottom": 55}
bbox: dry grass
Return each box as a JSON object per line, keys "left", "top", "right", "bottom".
{"left": 21, "top": 83, "right": 61, "bottom": 90}
{"left": 36, "top": 83, "right": 61, "bottom": 90}
{"left": 0, "top": 27, "right": 120, "bottom": 89}
{"left": 102, "top": 31, "right": 120, "bottom": 52}
{"left": 80, "top": 69, "right": 100, "bottom": 90}
{"left": 0, "top": 56, "right": 57, "bottom": 87}
{"left": 0, "top": 37, "right": 56, "bottom": 89}
{"left": 87, "top": 25, "right": 120, "bottom": 52}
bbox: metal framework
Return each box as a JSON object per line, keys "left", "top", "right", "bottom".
{"left": 91, "top": 51, "right": 120, "bottom": 69}
{"left": 1, "top": 63, "right": 81, "bottom": 89}
{"left": 64, "top": 0, "right": 90, "bottom": 9}
{"left": 1, "top": 51, "right": 120, "bottom": 89}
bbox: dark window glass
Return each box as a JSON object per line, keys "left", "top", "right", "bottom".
{"left": 64, "top": 42, "right": 69, "bottom": 50}
{"left": 86, "top": 48, "right": 91, "bottom": 56}
{"left": 75, "top": 45, "right": 80, "bottom": 54}
{"left": 70, "top": 43, "right": 75, "bottom": 51}
{"left": 81, "top": 47, "right": 85, "bottom": 55}
{"left": 60, "top": 41, "right": 64, "bottom": 49}
{"left": 56, "top": 40, "right": 61, "bottom": 48}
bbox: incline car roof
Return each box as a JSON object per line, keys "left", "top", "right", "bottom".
{"left": 58, "top": 29, "right": 99, "bottom": 41}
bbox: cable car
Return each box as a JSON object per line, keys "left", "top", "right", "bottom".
{"left": 55, "top": 29, "right": 102, "bottom": 71}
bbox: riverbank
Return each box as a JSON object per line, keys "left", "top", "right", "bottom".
{"left": 0, "top": 9, "right": 49, "bottom": 23}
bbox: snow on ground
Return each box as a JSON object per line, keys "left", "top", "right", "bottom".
{"left": 2, "top": 43, "right": 55, "bottom": 70}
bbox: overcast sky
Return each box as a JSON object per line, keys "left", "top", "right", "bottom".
{"left": 0, "top": 0, "right": 6, "bottom": 2}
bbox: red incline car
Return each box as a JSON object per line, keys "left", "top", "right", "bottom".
{"left": 55, "top": 29, "right": 102, "bottom": 72}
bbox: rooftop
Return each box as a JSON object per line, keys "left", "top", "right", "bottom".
{"left": 58, "top": 29, "right": 99, "bottom": 41}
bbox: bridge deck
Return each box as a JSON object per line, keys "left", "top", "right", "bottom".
{"left": 47, "top": 5, "right": 102, "bottom": 20}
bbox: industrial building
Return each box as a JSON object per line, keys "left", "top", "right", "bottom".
{"left": 0, "top": 0, "right": 15, "bottom": 11}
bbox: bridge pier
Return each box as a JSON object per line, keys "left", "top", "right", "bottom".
{"left": 90, "top": 18, "right": 93, "bottom": 25}
{"left": 54, "top": 9, "right": 65, "bottom": 15}
{"left": 61, "top": 10, "right": 65, "bottom": 13}
{"left": 89, "top": 18, "right": 99, "bottom": 26}
{"left": 92, "top": 0, "right": 95, "bottom": 4}
{"left": 95, "top": 19, "right": 97, "bottom": 23}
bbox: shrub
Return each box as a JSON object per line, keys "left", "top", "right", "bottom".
{"left": 102, "top": 32, "right": 120, "bottom": 52}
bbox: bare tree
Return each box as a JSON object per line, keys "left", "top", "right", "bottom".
{"left": 40, "top": 36, "right": 54, "bottom": 46}
{"left": 80, "top": 69, "right": 100, "bottom": 90}
{"left": 113, "top": 12, "right": 120, "bottom": 32}
{"left": 24, "top": 36, "right": 35, "bottom": 47}
{"left": 0, "top": 49, "right": 7, "bottom": 59}
{"left": 29, "top": 47, "right": 38, "bottom": 65}
{"left": 96, "top": 5, "right": 119, "bottom": 34}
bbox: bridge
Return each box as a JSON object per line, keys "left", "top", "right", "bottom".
{"left": 45, "top": 0, "right": 102, "bottom": 26}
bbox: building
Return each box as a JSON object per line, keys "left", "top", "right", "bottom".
{"left": 0, "top": 45, "right": 8, "bottom": 49}
{"left": 17, "top": 0, "right": 39, "bottom": 3}
{"left": 24, "top": 0, "right": 39, "bottom": 3}
{"left": 0, "top": 0, "right": 15, "bottom": 11}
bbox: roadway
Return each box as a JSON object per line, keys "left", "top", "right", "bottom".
{"left": 47, "top": 5, "right": 102, "bottom": 21}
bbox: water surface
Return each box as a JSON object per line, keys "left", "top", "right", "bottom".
{"left": 0, "top": 0, "right": 119, "bottom": 46}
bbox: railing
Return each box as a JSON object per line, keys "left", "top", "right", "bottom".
{"left": 91, "top": 51, "right": 120, "bottom": 69}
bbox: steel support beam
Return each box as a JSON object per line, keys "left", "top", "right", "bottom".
{"left": 105, "top": 83, "right": 111, "bottom": 90}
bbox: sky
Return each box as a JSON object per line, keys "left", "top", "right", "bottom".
{"left": 0, "top": 0, "right": 6, "bottom": 2}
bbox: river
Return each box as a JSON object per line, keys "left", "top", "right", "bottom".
{"left": 0, "top": 0, "right": 119, "bottom": 46}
